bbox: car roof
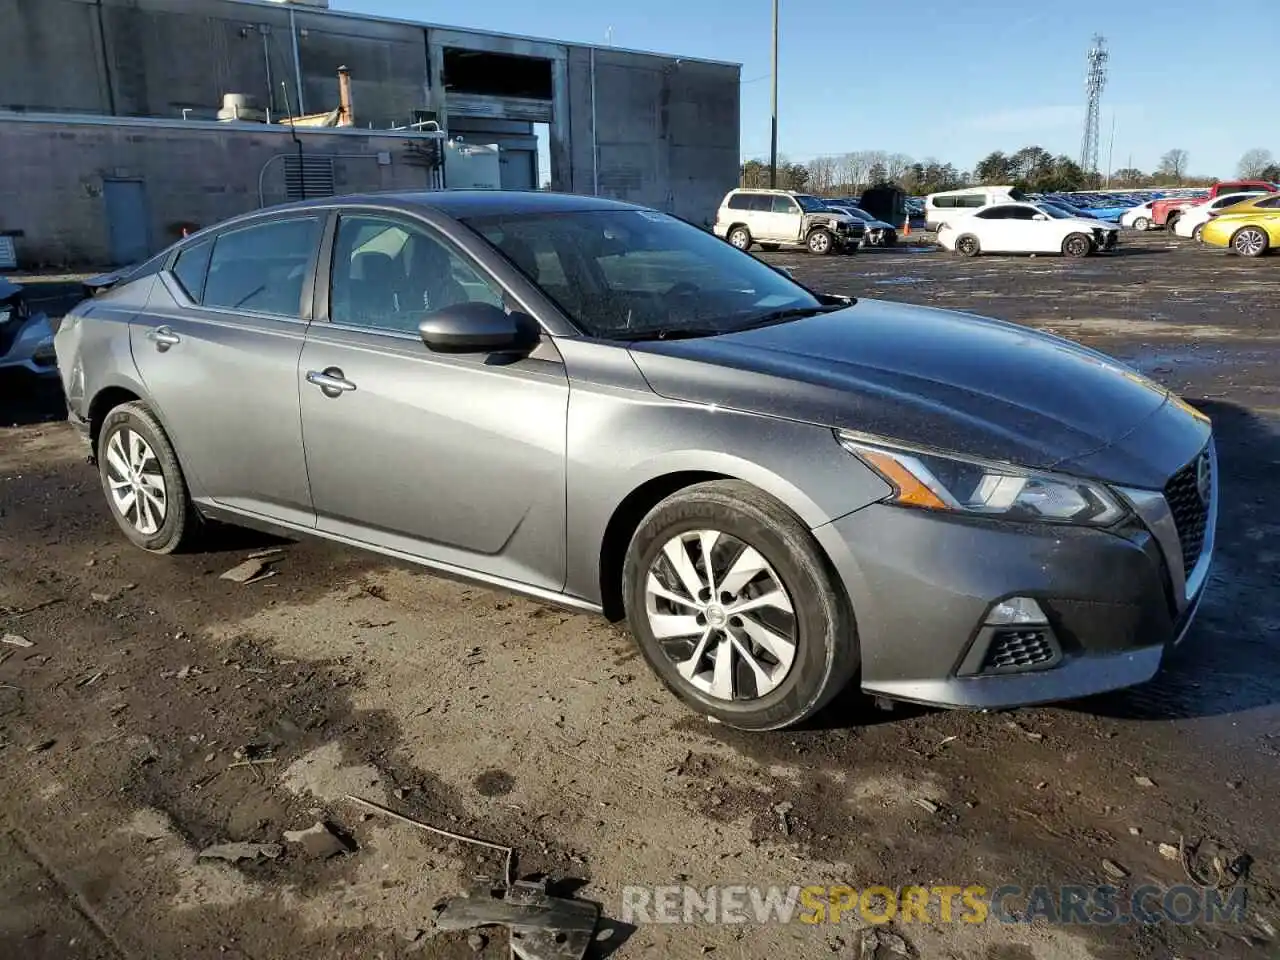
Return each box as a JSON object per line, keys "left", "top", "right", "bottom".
{"left": 262, "top": 189, "right": 644, "bottom": 219}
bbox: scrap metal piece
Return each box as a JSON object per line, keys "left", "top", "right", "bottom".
{"left": 435, "top": 879, "right": 599, "bottom": 960}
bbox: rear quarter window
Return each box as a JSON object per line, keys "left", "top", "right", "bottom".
{"left": 170, "top": 238, "right": 213, "bottom": 302}
{"left": 726, "top": 193, "right": 752, "bottom": 210}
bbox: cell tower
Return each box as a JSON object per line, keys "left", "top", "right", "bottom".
{"left": 1079, "top": 35, "right": 1108, "bottom": 175}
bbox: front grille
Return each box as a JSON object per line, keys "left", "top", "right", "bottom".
{"left": 1165, "top": 451, "right": 1210, "bottom": 572}
{"left": 981, "top": 628, "right": 1056, "bottom": 672}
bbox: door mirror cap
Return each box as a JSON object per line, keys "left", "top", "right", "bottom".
{"left": 418, "top": 302, "right": 540, "bottom": 354}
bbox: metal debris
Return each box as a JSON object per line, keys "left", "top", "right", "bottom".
{"left": 282, "top": 821, "right": 351, "bottom": 859}
{"left": 346, "top": 794, "right": 514, "bottom": 886}
{"left": 197, "top": 841, "right": 282, "bottom": 863}
{"left": 1, "top": 634, "right": 32, "bottom": 648}
{"left": 220, "top": 557, "right": 279, "bottom": 584}
{"left": 912, "top": 797, "right": 939, "bottom": 814}
{"left": 1133, "top": 776, "right": 1157, "bottom": 788}
{"left": 245, "top": 548, "right": 285, "bottom": 560}
{"left": 436, "top": 878, "right": 600, "bottom": 960}
{"left": 1102, "top": 859, "right": 1130, "bottom": 880}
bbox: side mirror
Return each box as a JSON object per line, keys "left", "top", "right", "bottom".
{"left": 418, "top": 302, "right": 540, "bottom": 354}
{"left": 1033, "top": 213, "right": 1048, "bottom": 221}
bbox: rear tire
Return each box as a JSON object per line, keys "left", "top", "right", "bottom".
{"left": 954, "top": 234, "right": 980, "bottom": 257}
{"left": 727, "top": 226, "right": 752, "bottom": 251}
{"left": 1062, "top": 232, "right": 1092, "bottom": 258}
{"left": 97, "top": 401, "right": 199, "bottom": 554}
{"left": 1192, "top": 223, "right": 1205, "bottom": 244}
{"left": 622, "top": 480, "right": 859, "bottom": 731}
{"left": 806, "top": 228, "right": 835, "bottom": 256}
{"left": 1231, "top": 226, "right": 1269, "bottom": 258}
{"left": 1132, "top": 216, "right": 1150, "bottom": 231}
{"left": 1166, "top": 213, "right": 1181, "bottom": 234}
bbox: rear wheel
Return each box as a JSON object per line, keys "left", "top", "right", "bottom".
{"left": 622, "top": 480, "right": 858, "bottom": 730}
{"left": 1132, "top": 216, "right": 1150, "bottom": 231}
{"left": 1062, "top": 232, "right": 1092, "bottom": 258}
{"left": 1192, "top": 223, "right": 1205, "bottom": 244}
{"left": 954, "top": 234, "right": 980, "bottom": 257}
{"left": 97, "top": 401, "right": 198, "bottom": 554}
{"left": 727, "top": 226, "right": 752, "bottom": 251}
{"left": 806, "top": 228, "right": 834, "bottom": 256}
{"left": 1231, "top": 226, "right": 1269, "bottom": 258}
{"left": 1166, "top": 213, "right": 1181, "bottom": 234}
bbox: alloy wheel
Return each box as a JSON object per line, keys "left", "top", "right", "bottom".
{"left": 1234, "top": 228, "right": 1267, "bottom": 257}
{"left": 729, "top": 229, "right": 750, "bottom": 250}
{"left": 956, "top": 236, "right": 979, "bottom": 257}
{"left": 644, "top": 529, "right": 796, "bottom": 701}
{"left": 1133, "top": 217, "right": 1150, "bottom": 231}
{"left": 104, "top": 427, "right": 167, "bottom": 535}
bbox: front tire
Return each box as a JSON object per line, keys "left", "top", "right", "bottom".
{"left": 1132, "top": 216, "right": 1150, "bottom": 231}
{"left": 727, "top": 226, "right": 752, "bottom": 251}
{"left": 806, "top": 228, "right": 835, "bottom": 256}
{"left": 1231, "top": 226, "right": 1269, "bottom": 258}
{"left": 97, "top": 402, "right": 198, "bottom": 554}
{"left": 1062, "top": 232, "right": 1092, "bottom": 258}
{"left": 622, "top": 480, "right": 858, "bottom": 731}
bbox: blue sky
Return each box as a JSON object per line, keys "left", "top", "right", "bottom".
{"left": 337, "top": 0, "right": 1277, "bottom": 178}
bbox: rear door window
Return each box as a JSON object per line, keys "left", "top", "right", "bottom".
{"left": 203, "top": 217, "right": 322, "bottom": 318}
{"left": 771, "top": 196, "right": 799, "bottom": 214}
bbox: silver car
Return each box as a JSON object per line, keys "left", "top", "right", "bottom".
{"left": 54, "top": 191, "right": 1216, "bottom": 730}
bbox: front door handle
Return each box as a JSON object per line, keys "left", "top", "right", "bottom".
{"left": 306, "top": 367, "right": 357, "bottom": 398}
{"left": 147, "top": 326, "right": 180, "bottom": 350}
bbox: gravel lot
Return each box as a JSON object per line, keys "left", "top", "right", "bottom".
{"left": 1, "top": 230, "right": 1277, "bottom": 959}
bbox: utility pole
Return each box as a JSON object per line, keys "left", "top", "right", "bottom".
{"left": 769, "top": 0, "right": 779, "bottom": 188}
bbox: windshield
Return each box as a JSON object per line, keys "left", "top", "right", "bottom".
{"left": 1035, "top": 203, "right": 1073, "bottom": 219}
{"left": 793, "top": 195, "right": 828, "bottom": 213}
{"left": 463, "top": 209, "right": 825, "bottom": 340}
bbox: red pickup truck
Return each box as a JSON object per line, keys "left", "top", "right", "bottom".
{"left": 1153, "top": 180, "right": 1279, "bottom": 230}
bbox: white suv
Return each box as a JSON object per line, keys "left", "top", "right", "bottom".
{"left": 714, "top": 189, "right": 865, "bottom": 255}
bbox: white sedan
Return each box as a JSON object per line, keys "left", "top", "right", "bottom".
{"left": 1172, "top": 192, "right": 1265, "bottom": 241}
{"left": 1120, "top": 201, "right": 1158, "bottom": 231}
{"left": 937, "top": 201, "right": 1118, "bottom": 257}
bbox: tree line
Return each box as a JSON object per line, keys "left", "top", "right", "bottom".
{"left": 740, "top": 147, "right": 1278, "bottom": 197}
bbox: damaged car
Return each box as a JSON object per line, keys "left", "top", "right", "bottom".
{"left": 0, "top": 275, "right": 58, "bottom": 377}
{"left": 55, "top": 191, "right": 1216, "bottom": 731}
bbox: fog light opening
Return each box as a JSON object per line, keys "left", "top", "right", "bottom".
{"left": 985, "top": 596, "right": 1048, "bottom": 626}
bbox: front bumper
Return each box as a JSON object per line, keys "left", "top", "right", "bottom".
{"left": 814, "top": 443, "right": 1216, "bottom": 709}
{"left": 1093, "top": 229, "right": 1119, "bottom": 251}
{"left": 0, "top": 312, "right": 58, "bottom": 376}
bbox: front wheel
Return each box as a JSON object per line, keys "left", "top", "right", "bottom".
{"left": 1062, "top": 232, "right": 1092, "bottom": 258}
{"left": 1232, "top": 226, "right": 1269, "bottom": 257}
{"left": 806, "top": 228, "right": 835, "bottom": 256}
{"left": 97, "top": 401, "right": 199, "bottom": 554}
{"left": 622, "top": 480, "right": 859, "bottom": 731}
{"left": 1132, "top": 216, "right": 1150, "bottom": 231}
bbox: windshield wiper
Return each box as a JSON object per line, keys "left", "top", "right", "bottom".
{"left": 733, "top": 304, "right": 845, "bottom": 332}
{"left": 612, "top": 326, "right": 727, "bottom": 342}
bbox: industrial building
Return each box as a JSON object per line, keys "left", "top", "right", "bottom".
{"left": 0, "top": 0, "right": 740, "bottom": 266}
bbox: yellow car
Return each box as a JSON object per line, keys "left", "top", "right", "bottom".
{"left": 1200, "top": 194, "right": 1280, "bottom": 257}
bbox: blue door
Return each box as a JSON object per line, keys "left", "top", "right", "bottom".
{"left": 103, "top": 179, "right": 151, "bottom": 266}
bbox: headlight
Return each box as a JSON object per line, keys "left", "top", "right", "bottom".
{"left": 837, "top": 432, "right": 1127, "bottom": 526}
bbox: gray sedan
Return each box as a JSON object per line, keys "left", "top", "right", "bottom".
{"left": 54, "top": 191, "right": 1216, "bottom": 730}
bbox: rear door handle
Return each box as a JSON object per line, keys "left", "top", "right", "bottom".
{"left": 147, "top": 326, "right": 180, "bottom": 349}
{"left": 306, "top": 367, "right": 357, "bottom": 397}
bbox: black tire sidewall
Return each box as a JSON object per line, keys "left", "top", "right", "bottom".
{"left": 1063, "top": 233, "right": 1091, "bottom": 257}
{"left": 621, "top": 484, "right": 855, "bottom": 730}
{"left": 807, "top": 229, "right": 833, "bottom": 255}
{"left": 97, "top": 404, "right": 189, "bottom": 553}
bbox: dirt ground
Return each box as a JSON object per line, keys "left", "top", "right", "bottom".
{"left": 1, "top": 230, "right": 1278, "bottom": 960}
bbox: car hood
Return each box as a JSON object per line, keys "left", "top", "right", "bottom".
{"left": 628, "top": 299, "right": 1206, "bottom": 488}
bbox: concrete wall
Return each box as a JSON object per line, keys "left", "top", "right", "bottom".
{"left": 0, "top": 117, "right": 436, "bottom": 266}
{"left": 565, "top": 47, "right": 740, "bottom": 227}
